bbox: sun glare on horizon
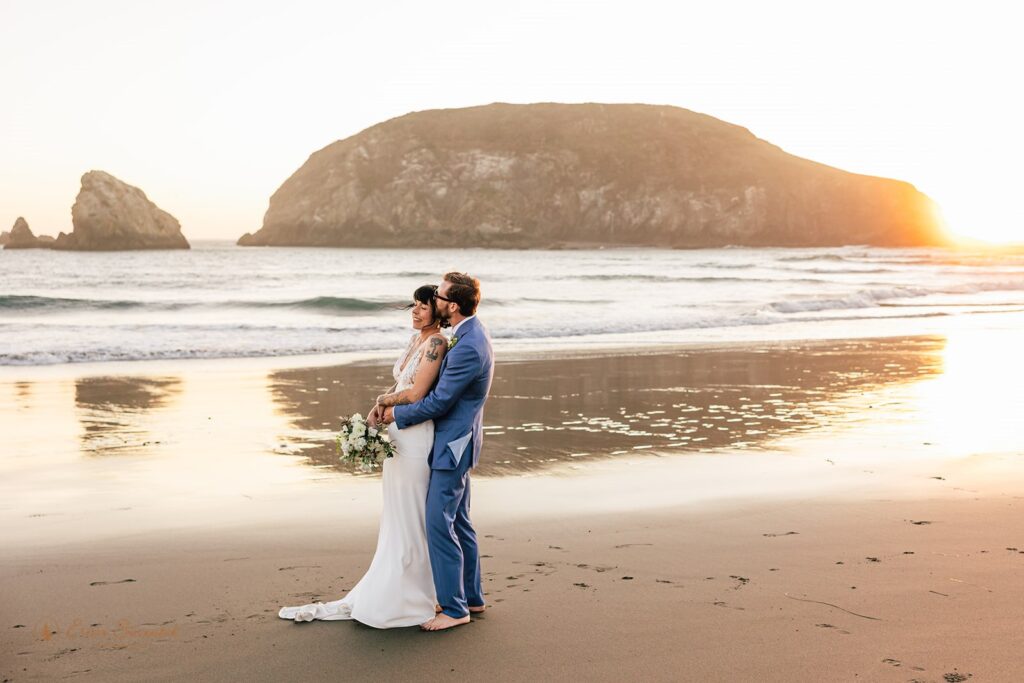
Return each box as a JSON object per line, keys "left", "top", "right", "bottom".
{"left": 934, "top": 198, "right": 1024, "bottom": 248}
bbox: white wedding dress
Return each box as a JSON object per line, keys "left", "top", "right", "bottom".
{"left": 278, "top": 333, "right": 437, "bottom": 628}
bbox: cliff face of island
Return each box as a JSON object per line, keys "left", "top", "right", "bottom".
{"left": 53, "top": 171, "right": 189, "bottom": 251}
{"left": 238, "top": 103, "right": 945, "bottom": 249}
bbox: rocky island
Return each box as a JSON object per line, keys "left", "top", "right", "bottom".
{"left": 238, "top": 102, "right": 945, "bottom": 249}
{"left": 52, "top": 171, "right": 189, "bottom": 251}
{"left": 2, "top": 217, "right": 56, "bottom": 249}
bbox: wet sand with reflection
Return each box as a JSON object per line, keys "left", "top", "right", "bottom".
{"left": 74, "top": 377, "right": 182, "bottom": 454}
{"left": 269, "top": 336, "right": 945, "bottom": 474}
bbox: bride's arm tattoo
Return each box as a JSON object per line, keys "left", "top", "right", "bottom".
{"left": 376, "top": 388, "right": 413, "bottom": 407}
{"left": 424, "top": 337, "right": 443, "bottom": 362}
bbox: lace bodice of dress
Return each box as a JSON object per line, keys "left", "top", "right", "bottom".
{"left": 392, "top": 333, "right": 427, "bottom": 392}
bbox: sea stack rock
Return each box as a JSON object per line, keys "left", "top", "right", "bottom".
{"left": 238, "top": 103, "right": 946, "bottom": 249}
{"left": 54, "top": 171, "right": 189, "bottom": 250}
{"left": 3, "top": 217, "right": 52, "bottom": 249}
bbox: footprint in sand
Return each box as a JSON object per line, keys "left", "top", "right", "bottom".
{"left": 44, "top": 647, "right": 80, "bottom": 662}
{"left": 762, "top": 531, "right": 799, "bottom": 537}
{"left": 277, "top": 565, "right": 321, "bottom": 571}
{"left": 729, "top": 575, "right": 750, "bottom": 588}
{"left": 816, "top": 623, "right": 851, "bottom": 635}
{"left": 712, "top": 600, "right": 745, "bottom": 611}
{"left": 89, "top": 579, "right": 136, "bottom": 586}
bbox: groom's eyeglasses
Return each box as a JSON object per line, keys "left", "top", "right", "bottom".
{"left": 432, "top": 292, "right": 454, "bottom": 303}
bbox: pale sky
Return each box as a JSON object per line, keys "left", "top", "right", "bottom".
{"left": 2, "top": 0, "right": 1021, "bottom": 243}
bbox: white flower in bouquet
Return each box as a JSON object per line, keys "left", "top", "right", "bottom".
{"left": 336, "top": 411, "right": 396, "bottom": 472}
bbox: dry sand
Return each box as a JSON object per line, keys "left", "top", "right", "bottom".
{"left": 4, "top": 491, "right": 1023, "bottom": 681}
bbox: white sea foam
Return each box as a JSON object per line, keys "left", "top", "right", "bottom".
{"left": 2, "top": 241, "right": 1023, "bottom": 365}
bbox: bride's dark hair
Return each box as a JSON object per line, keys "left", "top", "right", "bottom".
{"left": 406, "top": 284, "right": 441, "bottom": 327}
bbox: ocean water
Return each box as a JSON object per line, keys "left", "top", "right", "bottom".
{"left": 2, "top": 240, "right": 1023, "bottom": 366}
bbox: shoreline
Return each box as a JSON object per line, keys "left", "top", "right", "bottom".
{"left": 2, "top": 306, "right": 1015, "bottom": 380}
{"left": 4, "top": 304, "right": 1023, "bottom": 381}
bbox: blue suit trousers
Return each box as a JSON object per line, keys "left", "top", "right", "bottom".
{"left": 426, "top": 452, "right": 483, "bottom": 619}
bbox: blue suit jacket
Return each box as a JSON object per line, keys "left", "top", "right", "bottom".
{"left": 393, "top": 316, "right": 494, "bottom": 471}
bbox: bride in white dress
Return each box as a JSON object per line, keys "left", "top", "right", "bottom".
{"left": 278, "top": 285, "right": 448, "bottom": 628}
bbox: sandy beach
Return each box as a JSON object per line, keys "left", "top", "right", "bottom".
{"left": 3, "top": 325, "right": 1024, "bottom": 681}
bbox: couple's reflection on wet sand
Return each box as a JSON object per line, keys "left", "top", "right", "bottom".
{"left": 267, "top": 336, "right": 946, "bottom": 476}
{"left": 74, "top": 376, "right": 181, "bottom": 454}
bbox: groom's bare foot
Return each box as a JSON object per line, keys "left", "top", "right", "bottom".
{"left": 420, "top": 613, "right": 471, "bottom": 631}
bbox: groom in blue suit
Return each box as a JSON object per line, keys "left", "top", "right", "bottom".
{"left": 382, "top": 272, "right": 494, "bottom": 631}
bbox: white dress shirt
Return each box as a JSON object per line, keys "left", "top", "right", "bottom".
{"left": 450, "top": 314, "right": 476, "bottom": 338}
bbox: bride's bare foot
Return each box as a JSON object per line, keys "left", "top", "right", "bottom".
{"left": 420, "top": 613, "right": 471, "bottom": 631}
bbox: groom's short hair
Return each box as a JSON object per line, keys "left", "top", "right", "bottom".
{"left": 443, "top": 272, "right": 481, "bottom": 316}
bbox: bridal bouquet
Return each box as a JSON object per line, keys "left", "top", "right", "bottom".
{"left": 336, "top": 413, "right": 396, "bottom": 472}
